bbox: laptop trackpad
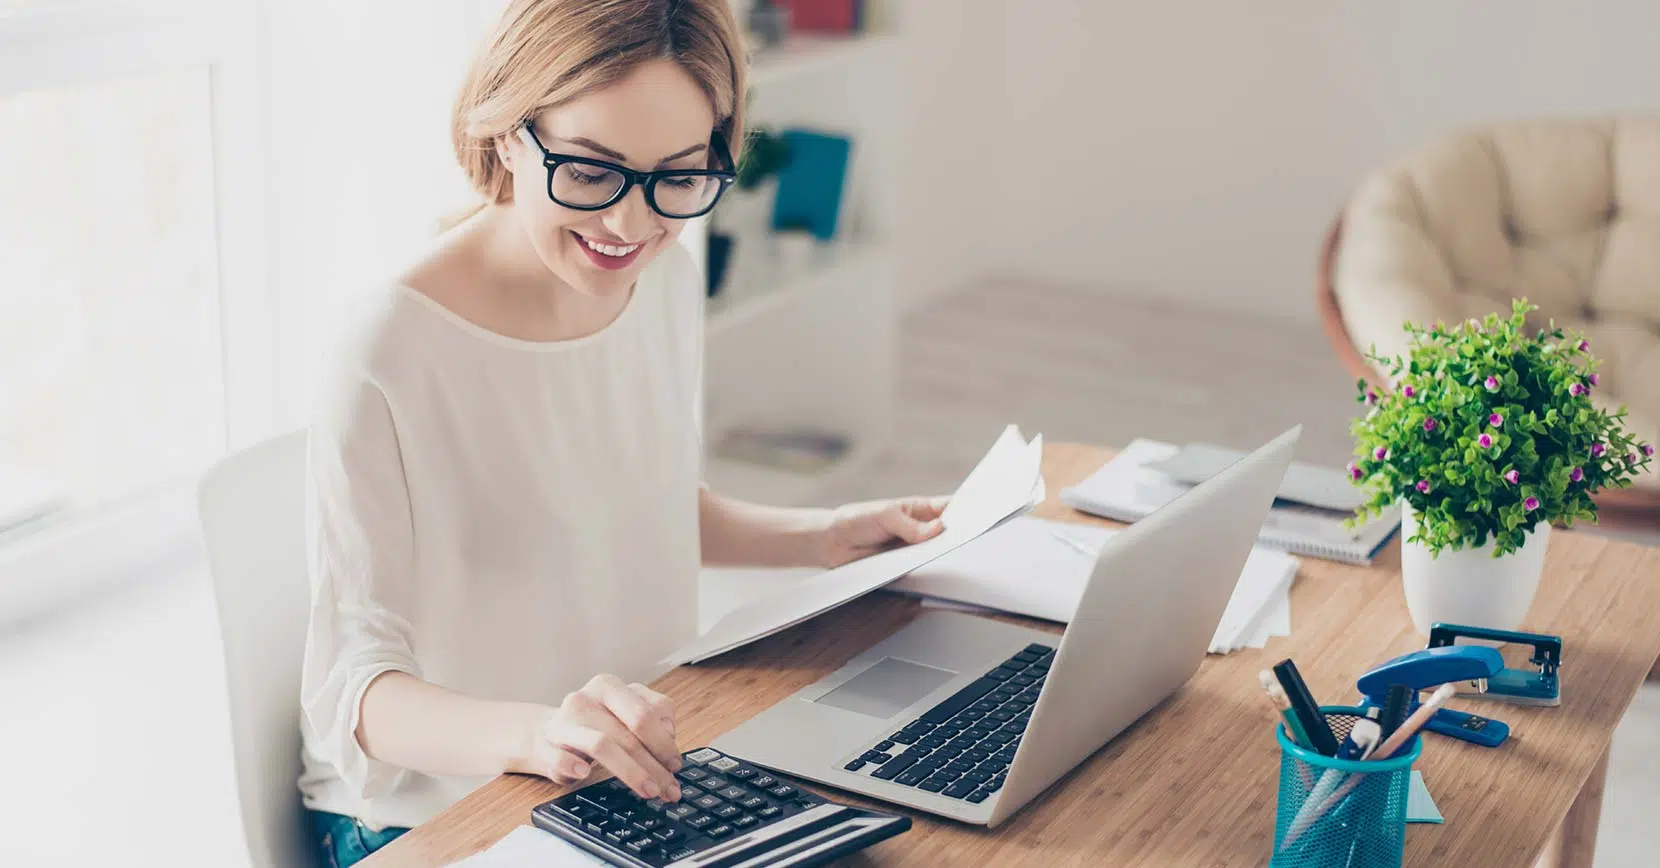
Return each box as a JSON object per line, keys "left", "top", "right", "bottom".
{"left": 814, "top": 657, "right": 958, "bottom": 718}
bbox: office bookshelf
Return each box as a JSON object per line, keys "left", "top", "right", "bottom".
{"left": 688, "top": 33, "right": 900, "bottom": 506}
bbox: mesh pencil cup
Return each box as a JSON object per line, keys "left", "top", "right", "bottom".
{"left": 1271, "top": 706, "right": 1422, "bottom": 868}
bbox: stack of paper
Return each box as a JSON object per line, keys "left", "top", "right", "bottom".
{"left": 663, "top": 425, "right": 1047, "bottom": 666}
{"left": 1060, "top": 440, "right": 1398, "bottom": 566}
{"left": 892, "top": 516, "right": 1297, "bottom": 654}
{"left": 446, "top": 825, "right": 607, "bottom": 866}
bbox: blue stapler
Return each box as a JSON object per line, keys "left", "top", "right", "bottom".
{"left": 1356, "top": 644, "right": 1512, "bottom": 748}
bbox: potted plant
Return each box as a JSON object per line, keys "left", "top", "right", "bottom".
{"left": 1348, "top": 300, "right": 1652, "bottom": 635}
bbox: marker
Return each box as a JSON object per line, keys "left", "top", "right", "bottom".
{"left": 1273, "top": 659, "right": 1341, "bottom": 756}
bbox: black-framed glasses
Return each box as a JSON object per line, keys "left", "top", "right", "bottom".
{"left": 517, "top": 122, "right": 737, "bottom": 219}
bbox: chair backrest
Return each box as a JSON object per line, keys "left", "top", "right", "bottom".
{"left": 198, "top": 431, "right": 317, "bottom": 868}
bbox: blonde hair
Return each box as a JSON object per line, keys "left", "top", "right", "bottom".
{"left": 451, "top": 0, "right": 746, "bottom": 213}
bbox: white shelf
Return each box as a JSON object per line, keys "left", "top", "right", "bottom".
{"left": 707, "top": 240, "right": 891, "bottom": 337}
{"left": 748, "top": 34, "right": 893, "bottom": 90}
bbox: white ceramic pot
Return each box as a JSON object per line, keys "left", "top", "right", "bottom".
{"left": 1400, "top": 503, "right": 1550, "bottom": 636}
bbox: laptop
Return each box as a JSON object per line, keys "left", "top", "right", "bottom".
{"left": 713, "top": 426, "right": 1299, "bottom": 826}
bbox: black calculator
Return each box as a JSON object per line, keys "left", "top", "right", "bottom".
{"left": 531, "top": 746, "right": 911, "bottom": 867}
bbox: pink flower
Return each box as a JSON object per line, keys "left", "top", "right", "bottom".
{"left": 1402, "top": 384, "right": 1417, "bottom": 399}
{"left": 1416, "top": 480, "right": 1432, "bottom": 494}
{"left": 1373, "top": 446, "right": 1389, "bottom": 461}
{"left": 1364, "top": 388, "right": 1378, "bottom": 406}
{"left": 1484, "top": 376, "right": 1501, "bottom": 392}
{"left": 1588, "top": 373, "right": 1600, "bottom": 387}
{"left": 1478, "top": 433, "right": 1494, "bottom": 449}
{"left": 1505, "top": 470, "right": 1520, "bottom": 485}
{"left": 1627, "top": 453, "right": 1639, "bottom": 465}
{"left": 1578, "top": 339, "right": 1591, "bottom": 352}
{"left": 1347, "top": 462, "right": 1363, "bottom": 481}
{"left": 1524, "top": 496, "right": 1541, "bottom": 511}
{"left": 1488, "top": 413, "right": 1503, "bottom": 427}
{"left": 1569, "top": 383, "right": 1587, "bottom": 397}
{"left": 1423, "top": 417, "right": 1438, "bottom": 433}
{"left": 1591, "top": 442, "right": 1607, "bottom": 458}
{"left": 1570, "top": 467, "right": 1584, "bottom": 483}
{"left": 1645, "top": 444, "right": 1656, "bottom": 458}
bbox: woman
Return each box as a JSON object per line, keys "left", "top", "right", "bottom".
{"left": 296, "top": 1, "right": 945, "bottom": 865}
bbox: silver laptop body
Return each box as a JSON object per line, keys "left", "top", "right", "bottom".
{"left": 713, "top": 426, "right": 1299, "bottom": 826}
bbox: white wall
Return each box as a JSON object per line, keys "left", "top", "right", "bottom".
{"left": 910, "top": 0, "right": 1660, "bottom": 321}
{"left": 890, "top": 0, "right": 1006, "bottom": 306}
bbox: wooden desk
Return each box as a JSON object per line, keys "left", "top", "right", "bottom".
{"left": 366, "top": 443, "right": 1660, "bottom": 867}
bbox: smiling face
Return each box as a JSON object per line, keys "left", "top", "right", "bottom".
{"left": 499, "top": 58, "right": 717, "bottom": 299}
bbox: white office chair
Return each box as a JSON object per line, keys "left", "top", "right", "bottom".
{"left": 199, "top": 431, "right": 319, "bottom": 868}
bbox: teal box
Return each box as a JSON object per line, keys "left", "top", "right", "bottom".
{"left": 770, "top": 129, "right": 851, "bottom": 241}
{"left": 1271, "top": 706, "right": 1421, "bottom": 868}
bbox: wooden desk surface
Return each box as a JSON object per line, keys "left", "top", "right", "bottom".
{"left": 367, "top": 443, "right": 1660, "bottom": 867}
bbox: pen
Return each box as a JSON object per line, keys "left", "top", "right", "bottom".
{"left": 1272, "top": 659, "right": 1341, "bottom": 756}
{"left": 1281, "top": 684, "right": 1455, "bottom": 850}
{"left": 1377, "top": 683, "right": 1412, "bottom": 742}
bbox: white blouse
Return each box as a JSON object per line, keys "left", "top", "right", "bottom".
{"left": 297, "top": 243, "right": 705, "bottom": 831}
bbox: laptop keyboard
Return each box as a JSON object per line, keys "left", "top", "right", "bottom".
{"left": 840, "top": 643, "right": 1054, "bottom": 803}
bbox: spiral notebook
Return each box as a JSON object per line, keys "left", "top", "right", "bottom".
{"left": 1060, "top": 439, "right": 1399, "bottom": 566}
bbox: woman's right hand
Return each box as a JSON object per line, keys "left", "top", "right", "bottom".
{"left": 513, "top": 674, "right": 684, "bottom": 802}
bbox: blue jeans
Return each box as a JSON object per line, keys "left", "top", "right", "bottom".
{"left": 306, "top": 809, "right": 410, "bottom": 868}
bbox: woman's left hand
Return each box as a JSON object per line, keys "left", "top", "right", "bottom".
{"left": 817, "top": 496, "right": 950, "bottom": 567}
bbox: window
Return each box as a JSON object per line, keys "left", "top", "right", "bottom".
{"left": 0, "top": 0, "right": 269, "bottom": 602}
{"left": 0, "top": 67, "right": 224, "bottom": 517}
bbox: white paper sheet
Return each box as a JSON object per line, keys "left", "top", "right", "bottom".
{"left": 662, "top": 425, "right": 1046, "bottom": 666}
{"left": 898, "top": 516, "right": 1298, "bottom": 654}
{"left": 445, "top": 825, "right": 609, "bottom": 867}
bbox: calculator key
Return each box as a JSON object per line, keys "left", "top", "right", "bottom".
{"left": 700, "top": 776, "right": 731, "bottom": 791}
{"left": 632, "top": 818, "right": 661, "bottom": 832}
{"left": 623, "top": 838, "right": 655, "bottom": 855}
{"left": 717, "top": 786, "right": 747, "bottom": 800}
{"left": 758, "top": 805, "right": 782, "bottom": 819}
{"left": 729, "top": 767, "right": 757, "bottom": 780}
{"left": 709, "top": 757, "right": 741, "bottom": 772}
{"left": 665, "top": 847, "right": 697, "bottom": 861}
{"left": 685, "top": 748, "right": 722, "bottom": 764}
{"left": 843, "top": 759, "right": 867, "bottom": 772}
{"left": 680, "top": 786, "right": 705, "bottom": 800}
{"left": 732, "top": 814, "right": 759, "bottom": 829}
{"left": 653, "top": 828, "right": 683, "bottom": 843}
{"left": 663, "top": 804, "right": 697, "bottom": 820}
{"left": 684, "top": 813, "right": 715, "bottom": 829}
{"left": 676, "top": 767, "right": 710, "bottom": 783}
{"left": 714, "top": 803, "right": 742, "bottom": 819}
{"left": 739, "top": 795, "right": 767, "bottom": 810}
{"left": 704, "top": 824, "right": 734, "bottom": 840}
{"left": 767, "top": 784, "right": 796, "bottom": 798}
{"left": 642, "top": 799, "right": 666, "bottom": 812}
{"left": 693, "top": 795, "right": 723, "bottom": 810}
{"left": 604, "top": 827, "right": 635, "bottom": 843}
{"left": 750, "top": 775, "right": 776, "bottom": 788}
{"left": 584, "top": 821, "right": 608, "bottom": 835}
